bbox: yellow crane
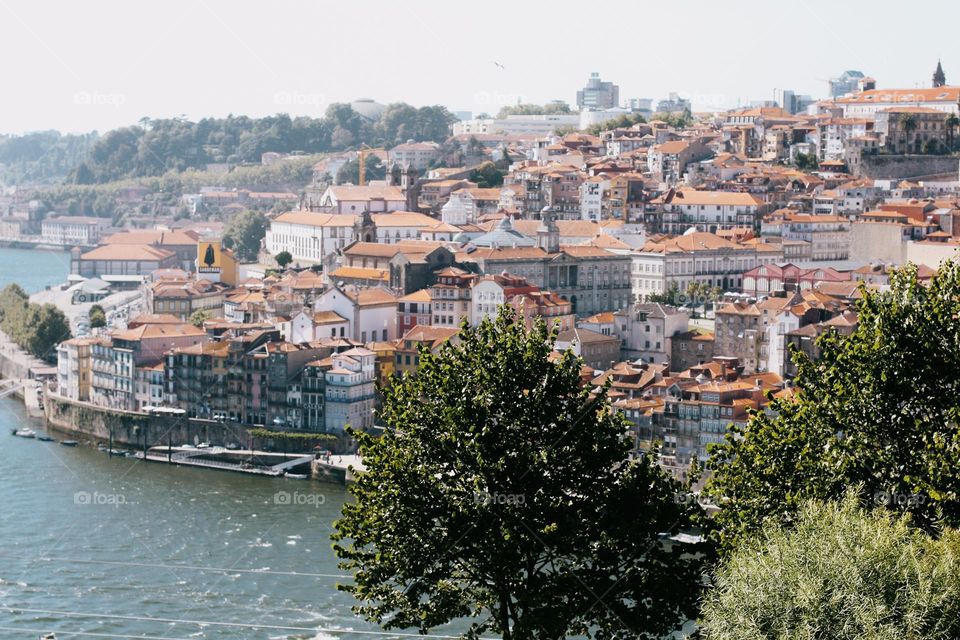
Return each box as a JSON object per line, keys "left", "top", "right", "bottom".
{"left": 357, "top": 145, "right": 384, "bottom": 186}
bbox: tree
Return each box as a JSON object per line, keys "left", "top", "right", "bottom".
{"left": 336, "top": 155, "right": 386, "bottom": 185}
{"left": 646, "top": 282, "right": 679, "bottom": 305}
{"left": 705, "top": 262, "right": 960, "bottom": 554}
{"left": 189, "top": 309, "right": 213, "bottom": 327}
{"left": 496, "top": 103, "right": 571, "bottom": 119}
{"left": 333, "top": 307, "right": 705, "bottom": 640}
{"left": 699, "top": 492, "right": 960, "bottom": 640}
{"left": 793, "top": 152, "right": 818, "bottom": 171}
{"left": 274, "top": 251, "right": 293, "bottom": 269}
{"left": 89, "top": 304, "right": 106, "bottom": 328}
{"left": 469, "top": 161, "right": 504, "bottom": 188}
{"left": 222, "top": 210, "right": 267, "bottom": 262}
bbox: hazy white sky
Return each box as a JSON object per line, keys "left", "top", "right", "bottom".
{"left": 2, "top": 0, "right": 958, "bottom": 134}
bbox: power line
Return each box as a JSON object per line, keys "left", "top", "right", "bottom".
{"left": 20, "top": 554, "right": 350, "bottom": 578}
{"left": 0, "top": 626, "right": 189, "bottom": 640}
{"left": 4, "top": 607, "right": 488, "bottom": 639}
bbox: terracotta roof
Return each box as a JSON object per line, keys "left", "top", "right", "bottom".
{"left": 81, "top": 244, "right": 175, "bottom": 261}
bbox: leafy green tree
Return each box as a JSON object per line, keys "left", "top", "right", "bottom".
{"left": 189, "top": 309, "right": 213, "bottom": 327}
{"left": 705, "top": 262, "right": 960, "bottom": 554}
{"left": 274, "top": 251, "right": 293, "bottom": 269}
{"left": 793, "top": 152, "right": 818, "bottom": 170}
{"left": 700, "top": 492, "right": 960, "bottom": 640}
{"left": 222, "top": 210, "right": 268, "bottom": 262}
{"left": 469, "top": 161, "right": 504, "bottom": 188}
{"left": 646, "top": 282, "right": 679, "bottom": 305}
{"left": 89, "top": 304, "right": 106, "bottom": 328}
{"left": 333, "top": 307, "right": 705, "bottom": 640}
{"left": 336, "top": 155, "right": 386, "bottom": 185}
{"left": 496, "top": 103, "right": 571, "bottom": 119}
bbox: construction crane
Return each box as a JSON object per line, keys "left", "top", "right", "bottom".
{"left": 357, "top": 145, "right": 384, "bottom": 186}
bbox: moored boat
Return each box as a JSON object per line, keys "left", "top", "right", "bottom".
{"left": 60, "top": 440, "right": 79, "bottom": 447}
{"left": 13, "top": 428, "right": 36, "bottom": 438}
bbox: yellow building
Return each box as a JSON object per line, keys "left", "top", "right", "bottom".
{"left": 197, "top": 239, "right": 239, "bottom": 286}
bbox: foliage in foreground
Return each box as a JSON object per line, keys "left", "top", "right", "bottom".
{"left": 705, "top": 261, "right": 960, "bottom": 553}
{"left": 333, "top": 308, "right": 705, "bottom": 640}
{"left": 0, "top": 284, "right": 71, "bottom": 359}
{"left": 699, "top": 492, "right": 960, "bottom": 640}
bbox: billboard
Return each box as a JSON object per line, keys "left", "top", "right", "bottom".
{"left": 198, "top": 241, "right": 222, "bottom": 274}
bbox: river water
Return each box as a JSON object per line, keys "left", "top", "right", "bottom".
{"left": 0, "top": 248, "right": 426, "bottom": 640}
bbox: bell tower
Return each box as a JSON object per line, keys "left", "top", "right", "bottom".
{"left": 537, "top": 206, "right": 560, "bottom": 254}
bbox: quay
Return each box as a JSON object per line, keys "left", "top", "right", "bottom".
{"left": 136, "top": 446, "right": 316, "bottom": 477}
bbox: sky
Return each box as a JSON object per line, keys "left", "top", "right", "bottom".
{"left": 2, "top": 0, "right": 959, "bottom": 134}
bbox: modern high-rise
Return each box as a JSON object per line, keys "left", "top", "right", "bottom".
{"left": 828, "top": 70, "right": 867, "bottom": 98}
{"left": 576, "top": 72, "right": 619, "bottom": 110}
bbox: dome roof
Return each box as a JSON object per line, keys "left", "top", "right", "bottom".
{"left": 350, "top": 99, "right": 386, "bottom": 121}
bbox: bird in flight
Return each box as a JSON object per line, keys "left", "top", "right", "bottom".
{"left": 492, "top": 61, "right": 505, "bottom": 70}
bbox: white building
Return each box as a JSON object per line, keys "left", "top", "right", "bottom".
{"left": 834, "top": 86, "right": 960, "bottom": 118}
{"left": 646, "top": 189, "right": 765, "bottom": 234}
{"left": 579, "top": 177, "right": 609, "bottom": 221}
{"left": 632, "top": 231, "right": 784, "bottom": 301}
{"left": 265, "top": 211, "right": 438, "bottom": 265}
{"left": 324, "top": 347, "right": 376, "bottom": 432}
{"left": 41, "top": 216, "right": 108, "bottom": 246}
{"left": 313, "top": 284, "right": 398, "bottom": 344}
{"left": 452, "top": 114, "right": 580, "bottom": 136}
{"left": 317, "top": 184, "right": 407, "bottom": 214}
{"left": 613, "top": 303, "right": 690, "bottom": 363}
{"left": 388, "top": 142, "right": 440, "bottom": 171}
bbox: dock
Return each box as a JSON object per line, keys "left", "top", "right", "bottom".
{"left": 312, "top": 454, "right": 366, "bottom": 484}
{"left": 136, "top": 446, "right": 316, "bottom": 477}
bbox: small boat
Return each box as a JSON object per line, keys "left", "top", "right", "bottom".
{"left": 39, "top": 633, "right": 57, "bottom": 640}
{"left": 37, "top": 435, "right": 55, "bottom": 442}
{"left": 197, "top": 442, "right": 211, "bottom": 449}
{"left": 13, "top": 429, "right": 36, "bottom": 438}
{"left": 97, "top": 444, "right": 108, "bottom": 452}
{"left": 60, "top": 440, "right": 79, "bottom": 447}
{"left": 284, "top": 473, "right": 309, "bottom": 480}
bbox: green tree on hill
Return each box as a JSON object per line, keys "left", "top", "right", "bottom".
{"left": 222, "top": 210, "right": 268, "bottom": 262}
{"left": 334, "top": 307, "right": 705, "bottom": 640}
{"left": 706, "top": 261, "right": 960, "bottom": 554}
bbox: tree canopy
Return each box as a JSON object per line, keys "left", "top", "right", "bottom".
{"left": 0, "top": 284, "right": 71, "bottom": 359}
{"left": 333, "top": 307, "right": 705, "bottom": 640}
{"left": 705, "top": 261, "right": 960, "bottom": 553}
{"left": 222, "top": 210, "right": 268, "bottom": 262}
{"left": 699, "top": 492, "right": 960, "bottom": 640}
{"left": 67, "top": 103, "right": 456, "bottom": 184}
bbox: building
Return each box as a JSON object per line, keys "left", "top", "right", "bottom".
{"left": 647, "top": 139, "right": 713, "bottom": 184}
{"left": 452, "top": 114, "right": 581, "bottom": 137}
{"left": 313, "top": 284, "right": 398, "bottom": 343}
{"left": 388, "top": 141, "right": 440, "bottom": 171}
{"left": 316, "top": 184, "right": 407, "bottom": 214}
{"left": 56, "top": 336, "right": 102, "bottom": 401}
{"left": 828, "top": 70, "right": 868, "bottom": 98}
{"left": 670, "top": 329, "right": 715, "bottom": 372}
{"left": 760, "top": 212, "right": 850, "bottom": 261}
{"left": 613, "top": 302, "right": 690, "bottom": 364}
{"left": 874, "top": 107, "right": 950, "bottom": 154}
{"left": 41, "top": 216, "right": 108, "bottom": 246}
{"left": 71, "top": 244, "right": 179, "bottom": 286}
{"left": 265, "top": 210, "right": 439, "bottom": 265}
{"left": 645, "top": 189, "right": 766, "bottom": 234}
{"left": 554, "top": 327, "right": 620, "bottom": 369}
{"left": 577, "top": 72, "right": 620, "bottom": 110}
{"left": 632, "top": 231, "right": 783, "bottom": 301}
{"left": 835, "top": 86, "right": 960, "bottom": 118}
{"left": 741, "top": 263, "right": 849, "bottom": 297}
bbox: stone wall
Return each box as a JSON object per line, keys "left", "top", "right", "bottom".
{"left": 857, "top": 154, "right": 959, "bottom": 180}
{"left": 43, "top": 390, "right": 351, "bottom": 453}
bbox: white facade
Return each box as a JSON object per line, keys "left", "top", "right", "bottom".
{"left": 313, "top": 286, "right": 397, "bottom": 343}
{"left": 452, "top": 114, "right": 580, "bottom": 136}
{"left": 41, "top": 216, "right": 107, "bottom": 246}
{"left": 614, "top": 304, "right": 690, "bottom": 363}
{"left": 324, "top": 348, "right": 376, "bottom": 432}
{"left": 580, "top": 178, "right": 609, "bottom": 221}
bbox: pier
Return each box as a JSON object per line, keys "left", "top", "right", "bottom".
{"left": 136, "top": 446, "right": 316, "bottom": 477}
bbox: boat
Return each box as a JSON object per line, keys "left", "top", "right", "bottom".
{"left": 97, "top": 444, "right": 108, "bottom": 452}
{"left": 39, "top": 633, "right": 57, "bottom": 640}
{"left": 284, "top": 473, "right": 309, "bottom": 480}
{"left": 37, "top": 435, "right": 55, "bottom": 442}
{"left": 60, "top": 440, "right": 79, "bottom": 447}
{"left": 13, "top": 428, "right": 36, "bottom": 438}
{"left": 197, "top": 442, "right": 211, "bottom": 449}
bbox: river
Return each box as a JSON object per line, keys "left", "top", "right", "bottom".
{"left": 0, "top": 248, "right": 425, "bottom": 640}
